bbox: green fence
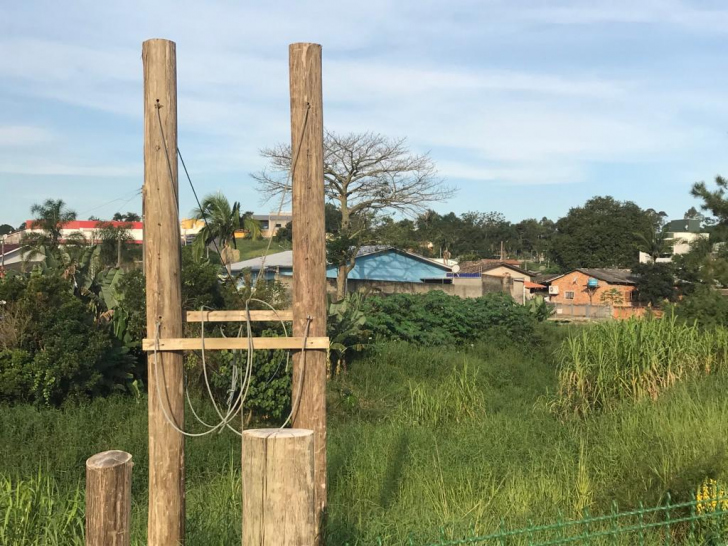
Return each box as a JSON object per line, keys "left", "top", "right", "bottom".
{"left": 376, "top": 493, "right": 728, "bottom": 546}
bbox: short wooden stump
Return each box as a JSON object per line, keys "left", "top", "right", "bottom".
{"left": 86, "top": 450, "right": 133, "bottom": 546}
{"left": 242, "top": 429, "right": 314, "bottom": 545}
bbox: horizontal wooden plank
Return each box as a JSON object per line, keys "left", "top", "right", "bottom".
{"left": 142, "top": 336, "right": 329, "bottom": 351}
{"left": 186, "top": 310, "right": 294, "bottom": 322}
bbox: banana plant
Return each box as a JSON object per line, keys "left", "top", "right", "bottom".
{"left": 327, "top": 292, "right": 369, "bottom": 375}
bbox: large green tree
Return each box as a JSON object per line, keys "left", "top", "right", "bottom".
{"left": 631, "top": 263, "right": 677, "bottom": 306}
{"left": 672, "top": 175, "right": 728, "bottom": 293}
{"left": 550, "top": 196, "right": 655, "bottom": 270}
{"left": 513, "top": 218, "right": 556, "bottom": 262}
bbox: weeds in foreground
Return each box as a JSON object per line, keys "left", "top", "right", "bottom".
{"left": 3, "top": 330, "right": 728, "bottom": 544}
{"left": 0, "top": 473, "right": 84, "bottom": 546}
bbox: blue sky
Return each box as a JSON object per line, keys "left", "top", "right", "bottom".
{"left": 1, "top": 0, "right": 727, "bottom": 228}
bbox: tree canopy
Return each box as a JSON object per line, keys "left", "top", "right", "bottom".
{"left": 550, "top": 196, "right": 656, "bottom": 270}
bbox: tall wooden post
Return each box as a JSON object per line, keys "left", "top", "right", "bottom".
{"left": 142, "top": 38, "right": 185, "bottom": 546}
{"left": 86, "top": 450, "right": 133, "bottom": 546}
{"left": 290, "top": 42, "right": 327, "bottom": 532}
{"left": 242, "top": 429, "right": 315, "bottom": 545}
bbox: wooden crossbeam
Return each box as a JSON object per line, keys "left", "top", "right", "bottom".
{"left": 142, "top": 336, "right": 329, "bottom": 351}
{"left": 186, "top": 310, "right": 293, "bottom": 322}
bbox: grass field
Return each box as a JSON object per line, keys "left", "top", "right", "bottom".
{"left": 2, "top": 326, "right": 728, "bottom": 544}
{"left": 234, "top": 238, "right": 291, "bottom": 261}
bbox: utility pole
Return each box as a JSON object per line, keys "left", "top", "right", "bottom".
{"left": 142, "top": 38, "right": 185, "bottom": 546}
{"left": 289, "top": 42, "right": 327, "bottom": 537}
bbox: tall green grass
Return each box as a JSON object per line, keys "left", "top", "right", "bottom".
{"left": 2, "top": 325, "right": 728, "bottom": 544}
{"left": 553, "top": 315, "right": 728, "bottom": 416}
{"left": 0, "top": 473, "right": 83, "bottom": 545}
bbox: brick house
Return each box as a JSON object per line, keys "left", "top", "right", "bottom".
{"left": 544, "top": 269, "right": 638, "bottom": 317}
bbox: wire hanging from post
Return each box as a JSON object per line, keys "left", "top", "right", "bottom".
{"left": 152, "top": 99, "right": 317, "bottom": 438}
{"left": 153, "top": 302, "right": 306, "bottom": 437}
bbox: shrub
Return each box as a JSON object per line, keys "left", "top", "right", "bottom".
{"left": 0, "top": 274, "right": 135, "bottom": 405}
{"left": 184, "top": 335, "right": 292, "bottom": 423}
{"left": 632, "top": 263, "right": 677, "bottom": 306}
{"left": 673, "top": 286, "right": 728, "bottom": 328}
{"left": 363, "top": 291, "right": 536, "bottom": 346}
{"left": 553, "top": 314, "right": 728, "bottom": 416}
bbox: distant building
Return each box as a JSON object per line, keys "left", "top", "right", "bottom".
{"left": 229, "top": 246, "right": 452, "bottom": 283}
{"left": 639, "top": 218, "right": 709, "bottom": 264}
{"left": 253, "top": 212, "right": 292, "bottom": 239}
{"left": 455, "top": 261, "right": 539, "bottom": 302}
{"left": 180, "top": 218, "right": 205, "bottom": 245}
{"left": 12, "top": 220, "right": 144, "bottom": 245}
{"left": 540, "top": 268, "right": 649, "bottom": 320}
{"left": 0, "top": 247, "right": 44, "bottom": 271}
{"left": 664, "top": 218, "right": 708, "bottom": 255}
{"left": 545, "top": 269, "right": 636, "bottom": 306}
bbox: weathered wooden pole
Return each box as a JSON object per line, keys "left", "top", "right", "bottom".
{"left": 86, "top": 450, "right": 133, "bottom": 546}
{"left": 242, "top": 429, "right": 315, "bottom": 545}
{"left": 142, "top": 38, "right": 185, "bottom": 546}
{"left": 289, "top": 42, "right": 328, "bottom": 532}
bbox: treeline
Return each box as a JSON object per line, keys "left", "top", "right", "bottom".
{"left": 277, "top": 196, "right": 687, "bottom": 271}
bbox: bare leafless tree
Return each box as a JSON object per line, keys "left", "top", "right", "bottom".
{"left": 253, "top": 131, "right": 456, "bottom": 299}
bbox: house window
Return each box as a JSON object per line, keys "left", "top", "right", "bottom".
{"left": 565, "top": 291, "right": 575, "bottom": 300}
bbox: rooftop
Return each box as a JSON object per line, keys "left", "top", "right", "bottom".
{"left": 544, "top": 268, "right": 638, "bottom": 285}
{"left": 665, "top": 218, "right": 703, "bottom": 234}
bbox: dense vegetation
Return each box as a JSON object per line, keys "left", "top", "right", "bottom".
{"left": 363, "top": 291, "right": 537, "bottom": 345}
{"left": 554, "top": 315, "right": 728, "bottom": 416}
{"left": 0, "top": 274, "right": 135, "bottom": 405}
{"left": 3, "top": 329, "right": 728, "bottom": 544}
{"left": 4, "top": 182, "right": 728, "bottom": 543}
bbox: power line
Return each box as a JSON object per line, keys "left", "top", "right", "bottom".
{"left": 77, "top": 187, "right": 141, "bottom": 218}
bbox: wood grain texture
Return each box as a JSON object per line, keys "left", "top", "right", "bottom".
{"left": 242, "top": 429, "right": 315, "bottom": 545}
{"left": 142, "top": 38, "right": 185, "bottom": 546}
{"left": 142, "top": 336, "right": 329, "bottom": 351}
{"left": 86, "top": 451, "right": 133, "bottom": 546}
{"left": 186, "top": 309, "right": 294, "bottom": 322}
{"left": 289, "top": 42, "right": 328, "bottom": 534}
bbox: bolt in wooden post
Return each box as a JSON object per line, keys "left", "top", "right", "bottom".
{"left": 289, "top": 42, "right": 328, "bottom": 534}
{"left": 86, "top": 450, "right": 133, "bottom": 546}
{"left": 142, "top": 38, "right": 185, "bottom": 546}
{"left": 242, "top": 429, "right": 315, "bottom": 545}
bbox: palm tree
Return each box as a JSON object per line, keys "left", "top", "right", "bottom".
{"left": 98, "top": 222, "right": 133, "bottom": 267}
{"left": 113, "top": 212, "right": 141, "bottom": 222}
{"left": 240, "top": 211, "right": 262, "bottom": 241}
{"left": 635, "top": 225, "right": 671, "bottom": 262}
{"left": 25, "top": 199, "right": 77, "bottom": 249}
{"left": 21, "top": 199, "right": 79, "bottom": 268}
{"left": 192, "top": 193, "right": 241, "bottom": 275}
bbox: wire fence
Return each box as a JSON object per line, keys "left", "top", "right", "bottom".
{"left": 375, "top": 493, "right": 728, "bottom": 546}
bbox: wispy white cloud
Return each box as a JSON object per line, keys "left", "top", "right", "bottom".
{"left": 0, "top": 161, "right": 140, "bottom": 177}
{"left": 0, "top": 0, "right": 726, "bottom": 224}
{"left": 0, "top": 125, "right": 54, "bottom": 146}
{"left": 517, "top": 0, "right": 728, "bottom": 31}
